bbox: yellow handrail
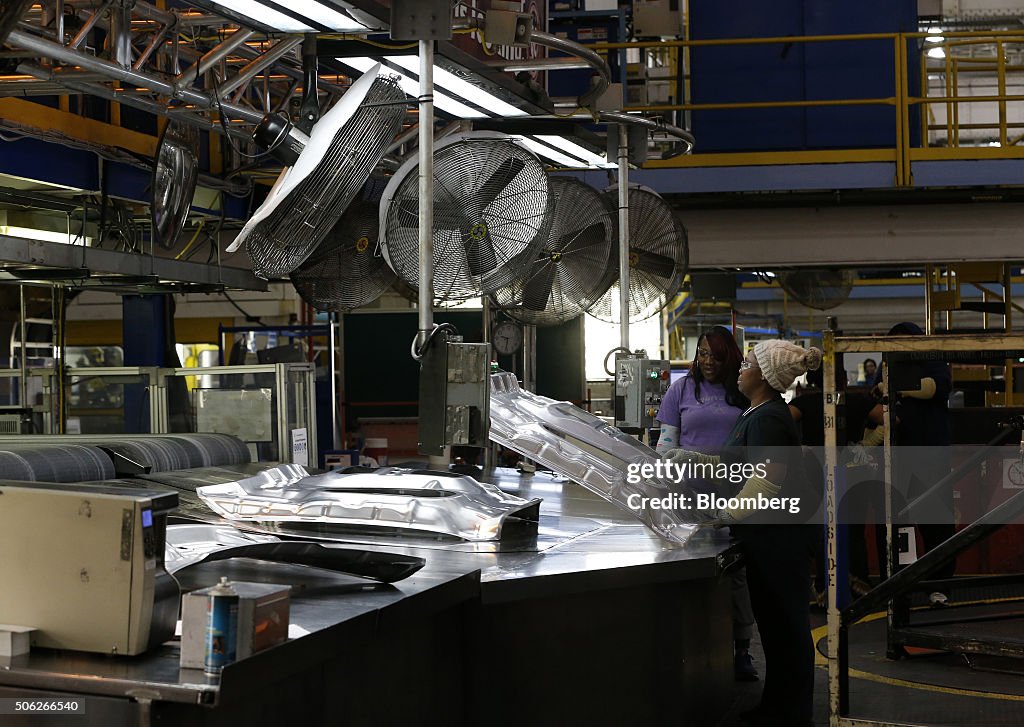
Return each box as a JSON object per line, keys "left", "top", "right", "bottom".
{"left": 590, "top": 30, "right": 1024, "bottom": 184}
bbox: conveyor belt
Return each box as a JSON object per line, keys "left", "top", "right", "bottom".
{"left": 0, "top": 444, "right": 116, "bottom": 481}
{"left": 0, "top": 434, "right": 251, "bottom": 479}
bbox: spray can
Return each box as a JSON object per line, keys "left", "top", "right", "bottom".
{"left": 204, "top": 577, "right": 239, "bottom": 675}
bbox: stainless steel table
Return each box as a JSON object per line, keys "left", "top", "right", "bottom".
{"left": 0, "top": 468, "right": 737, "bottom": 726}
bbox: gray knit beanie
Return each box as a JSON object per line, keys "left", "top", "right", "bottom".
{"left": 753, "top": 341, "right": 823, "bottom": 392}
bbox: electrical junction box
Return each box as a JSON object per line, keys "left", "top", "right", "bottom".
{"left": 614, "top": 355, "right": 671, "bottom": 431}
{"left": 419, "top": 330, "right": 491, "bottom": 455}
{"left": 633, "top": 0, "right": 685, "bottom": 38}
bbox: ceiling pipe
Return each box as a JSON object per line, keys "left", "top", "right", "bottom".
{"left": 174, "top": 28, "right": 256, "bottom": 91}
{"left": 7, "top": 29, "right": 265, "bottom": 124}
{"left": 599, "top": 110, "right": 695, "bottom": 157}
{"left": 454, "top": 17, "right": 610, "bottom": 113}
{"left": 217, "top": 36, "right": 302, "bottom": 98}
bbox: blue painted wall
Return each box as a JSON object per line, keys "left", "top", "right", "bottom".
{"left": 689, "top": 0, "right": 918, "bottom": 153}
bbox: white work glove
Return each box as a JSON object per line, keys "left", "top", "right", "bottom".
{"left": 721, "top": 474, "right": 782, "bottom": 521}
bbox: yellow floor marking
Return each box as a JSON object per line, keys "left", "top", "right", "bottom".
{"left": 811, "top": 596, "right": 1024, "bottom": 702}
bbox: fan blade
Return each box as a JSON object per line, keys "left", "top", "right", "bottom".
{"left": 465, "top": 228, "right": 499, "bottom": 276}
{"left": 629, "top": 248, "right": 676, "bottom": 279}
{"left": 397, "top": 198, "right": 468, "bottom": 231}
{"left": 478, "top": 158, "right": 526, "bottom": 209}
{"left": 557, "top": 222, "right": 606, "bottom": 253}
{"left": 521, "top": 262, "right": 556, "bottom": 311}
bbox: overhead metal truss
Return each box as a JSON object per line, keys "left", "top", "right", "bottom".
{"left": 1, "top": 0, "right": 357, "bottom": 148}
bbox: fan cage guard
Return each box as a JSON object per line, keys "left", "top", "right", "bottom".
{"left": 152, "top": 120, "right": 199, "bottom": 252}
{"left": 382, "top": 137, "right": 551, "bottom": 302}
{"left": 290, "top": 195, "right": 395, "bottom": 312}
{"left": 246, "top": 75, "right": 406, "bottom": 280}
{"left": 587, "top": 187, "right": 689, "bottom": 324}
{"left": 776, "top": 269, "right": 856, "bottom": 311}
{"left": 491, "top": 177, "right": 615, "bottom": 327}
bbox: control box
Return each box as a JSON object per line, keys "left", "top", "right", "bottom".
{"left": 419, "top": 330, "right": 491, "bottom": 455}
{"left": 614, "top": 354, "right": 670, "bottom": 431}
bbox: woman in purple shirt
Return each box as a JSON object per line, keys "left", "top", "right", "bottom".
{"left": 656, "top": 326, "right": 748, "bottom": 455}
{"left": 655, "top": 326, "right": 757, "bottom": 681}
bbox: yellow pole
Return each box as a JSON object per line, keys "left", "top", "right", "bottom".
{"left": 945, "top": 50, "right": 954, "bottom": 147}
{"left": 952, "top": 58, "right": 960, "bottom": 148}
{"left": 998, "top": 40, "right": 1008, "bottom": 145}
{"left": 899, "top": 35, "right": 912, "bottom": 185}
{"left": 920, "top": 43, "right": 929, "bottom": 147}
{"left": 894, "top": 36, "right": 906, "bottom": 186}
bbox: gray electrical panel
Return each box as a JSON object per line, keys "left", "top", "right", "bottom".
{"left": 419, "top": 331, "right": 491, "bottom": 455}
{"left": 614, "top": 354, "right": 670, "bottom": 431}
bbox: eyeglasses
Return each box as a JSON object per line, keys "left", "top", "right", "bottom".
{"left": 696, "top": 348, "right": 714, "bottom": 360}
{"left": 740, "top": 360, "right": 757, "bottom": 371}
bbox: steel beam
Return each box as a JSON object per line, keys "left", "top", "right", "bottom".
{"left": 0, "top": 233, "right": 266, "bottom": 291}
{"left": 7, "top": 29, "right": 265, "bottom": 124}
{"left": 174, "top": 28, "right": 255, "bottom": 91}
{"left": 0, "top": 0, "right": 33, "bottom": 44}
{"left": 217, "top": 37, "right": 302, "bottom": 98}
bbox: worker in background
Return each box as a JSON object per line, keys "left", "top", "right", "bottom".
{"left": 862, "top": 358, "right": 877, "bottom": 384}
{"left": 654, "top": 326, "right": 757, "bottom": 682}
{"left": 667, "top": 340, "right": 821, "bottom": 727}
{"left": 870, "top": 322, "right": 954, "bottom": 607}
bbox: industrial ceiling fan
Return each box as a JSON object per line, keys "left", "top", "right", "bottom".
{"left": 379, "top": 131, "right": 551, "bottom": 301}
{"left": 151, "top": 119, "right": 199, "bottom": 251}
{"left": 490, "top": 176, "right": 615, "bottom": 326}
{"left": 290, "top": 179, "right": 395, "bottom": 312}
{"left": 587, "top": 185, "right": 689, "bottom": 323}
{"left": 776, "top": 269, "right": 856, "bottom": 310}
{"left": 227, "top": 63, "right": 405, "bottom": 279}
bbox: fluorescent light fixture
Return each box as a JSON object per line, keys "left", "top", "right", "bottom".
{"left": 516, "top": 136, "right": 589, "bottom": 168}
{"left": 336, "top": 56, "right": 486, "bottom": 118}
{"left": 212, "top": 0, "right": 367, "bottom": 33}
{"left": 214, "top": 0, "right": 315, "bottom": 32}
{"left": 927, "top": 46, "right": 946, "bottom": 59}
{"left": 384, "top": 56, "right": 529, "bottom": 118}
{"left": 535, "top": 134, "right": 614, "bottom": 168}
{"left": 289, "top": 0, "right": 366, "bottom": 31}
{"left": 0, "top": 225, "right": 91, "bottom": 245}
{"left": 336, "top": 55, "right": 532, "bottom": 119}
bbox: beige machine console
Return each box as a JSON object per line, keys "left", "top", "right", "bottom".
{"left": 0, "top": 482, "right": 178, "bottom": 655}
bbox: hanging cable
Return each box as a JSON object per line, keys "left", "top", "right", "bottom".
{"left": 410, "top": 322, "right": 459, "bottom": 361}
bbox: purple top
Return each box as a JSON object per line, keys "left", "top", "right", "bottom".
{"left": 656, "top": 375, "right": 741, "bottom": 454}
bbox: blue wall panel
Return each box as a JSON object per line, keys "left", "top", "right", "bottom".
{"left": 689, "top": 0, "right": 806, "bottom": 152}
{"left": 803, "top": 1, "right": 918, "bottom": 149}
{"left": 688, "top": 0, "right": 919, "bottom": 153}
{"left": 0, "top": 136, "right": 99, "bottom": 190}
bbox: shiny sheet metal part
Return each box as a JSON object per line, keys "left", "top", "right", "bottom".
{"left": 489, "top": 371, "right": 708, "bottom": 546}
{"left": 196, "top": 465, "right": 541, "bottom": 541}
{"left": 165, "top": 524, "right": 425, "bottom": 583}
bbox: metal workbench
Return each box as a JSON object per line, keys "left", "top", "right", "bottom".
{"left": 0, "top": 469, "right": 736, "bottom": 727}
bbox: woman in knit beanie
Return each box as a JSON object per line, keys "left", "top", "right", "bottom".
{"left": 668, "top": 339, "right": 822, "bottom": 726}
{"left": 732, "top": 340, "right": 820, "bottom": 727}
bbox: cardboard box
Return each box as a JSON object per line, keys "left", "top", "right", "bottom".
{"left": 180, "top": 582, "right": 290, "bottom": 670}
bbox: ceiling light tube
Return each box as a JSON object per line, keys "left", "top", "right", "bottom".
{"left": 384, "top": 55, "right": 529, "bottom": 118}
{"left": 213, "top": 0, "right": 315, "bottom": 31}
{"left": 283, "top": 0, "right": 366, "bottom": 31}
{"left": 516, "top": 136, "right": 592, "bottom": 168}
{"left": 535, "top": 134, "right": 614, "bottom": 168}
{"left": 337, "top": 56, "right": 486, "bottom": 118}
